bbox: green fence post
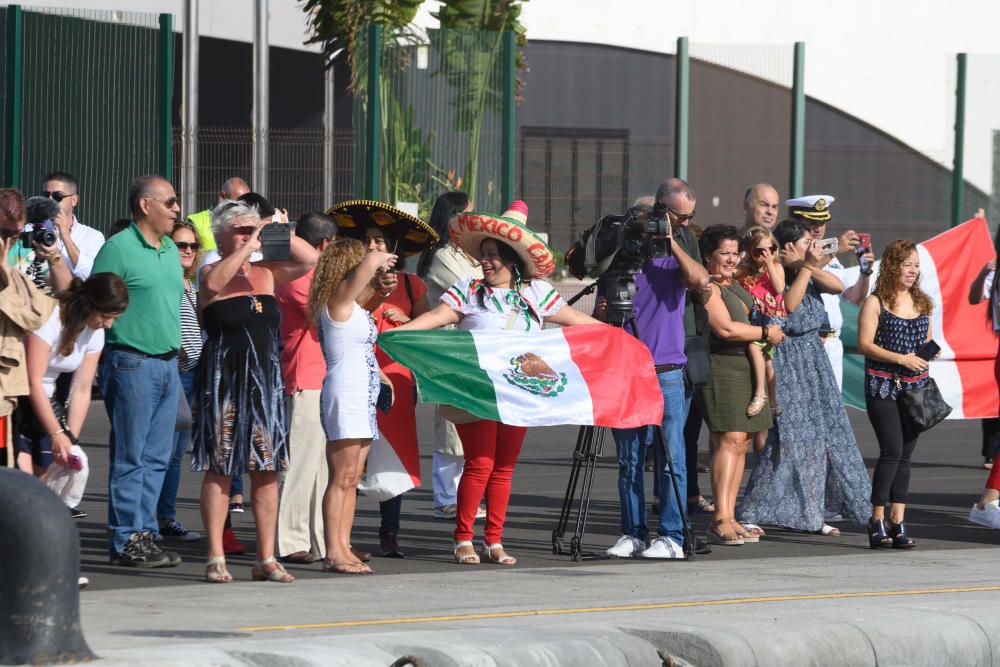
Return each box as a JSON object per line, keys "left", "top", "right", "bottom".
{"left": 674, "top": 36, "right": 689, "bottom": 181}
{"left": 501, "top": 31, "right": 516, "bottom": 206}
{"left": 158, "top": 13, "right": 173, "bottom": 179}
{"left": 364, "top": 24, "right": 382, "bottom": 201}
{"left": 951, "top": 52, "right": 967, "bottom": 228}
{"left": 790, "top": 41, "right": 806, "bottom": 199}
{"left": 4, "top": 5, "right": 23, "bottom": 188}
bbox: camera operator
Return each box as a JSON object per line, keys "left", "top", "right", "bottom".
{"left": 42, "top": 171, "right": 106, "bottom": 279}
{"left": 5, "top": 195, "right": 73, "bottom": 296}
{"left": 602, "top": 178, "right": 710, "bottom": 560}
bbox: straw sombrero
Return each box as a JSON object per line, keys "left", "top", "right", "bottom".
{"left": 449, "top": 201, "right": 555, "bottom": 279}
{"left": 326, "top": 200, "right": 439, "bottom": 256}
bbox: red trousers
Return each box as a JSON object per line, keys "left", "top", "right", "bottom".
{"left": 454, "top": 419, "right": 527, "bottom": 544}
{"left": 988, "top": 460, "right": 1000, "bottom": 491}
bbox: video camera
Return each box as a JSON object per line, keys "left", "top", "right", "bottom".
{"left": 564, "top": 202, "right": 672, "bottom": 280}
{"left": 563, "top": 202, "right": 674, "bottom": 328}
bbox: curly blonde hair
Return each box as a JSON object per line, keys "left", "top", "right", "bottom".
{"left": 307, "top": 238, "right": 368, "bottom": 325}
{"left": 872, "top": 239, "right": 933, "bottom": 315}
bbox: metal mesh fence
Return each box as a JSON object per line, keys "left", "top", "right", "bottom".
{"left": 689, "top": 43, "right": 793, "bottom": 227}
{"left": 0, "top": 8, "right": 6, "bottom": 178}
{"left": 353, "top": 27, "right": 505, "bottom": 219}
{"left": 13, "top": 6, "right": 161, "bottom": 235}
{"left": 171, "top": 126, "right": 354, "bottom": 220}
{"left": 964, "top": 54, "right": 1000, "bottom": 231}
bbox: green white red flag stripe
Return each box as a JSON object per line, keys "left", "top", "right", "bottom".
{"left": 841, "top": 217, "right": 997, "bottom": 418}
{"left": 378, "top": 324, "right": 665, "bottom": 428}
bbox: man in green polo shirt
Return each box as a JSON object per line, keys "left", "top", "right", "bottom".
{"left": 185, "top": 176, "right": 250, "bottom": 253}
{"left": 94, "top": 175, "right": 185, "bottom": 568}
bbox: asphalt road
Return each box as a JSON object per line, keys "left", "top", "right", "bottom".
{"left": 69, "top": 400, "right": 998, "bottom": 591}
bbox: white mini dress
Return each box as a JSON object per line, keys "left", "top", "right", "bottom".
{"left": 319, "top": 302, "right": 380, "bottom": 441}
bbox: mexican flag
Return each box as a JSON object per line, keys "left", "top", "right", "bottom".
{"left": 841, "top": 217, "right": 998, "bottom": 418}
{"left": 379, "top": 324, "right": 665, "bottom": 428}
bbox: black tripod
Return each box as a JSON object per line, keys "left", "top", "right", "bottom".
{"left": 551, "top": 274, "right": 695, "bottom": 561}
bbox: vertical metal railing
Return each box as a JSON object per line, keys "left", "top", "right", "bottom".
{"left": 674, "top": 36, "right": 689, "bottom": 181}
{"left": 3, "top": 4, "right": 23, "bottom": 188}
{"left": 790, "top": 41, "right": 805, "bottom": 199}
{"left": 951, "top": 52, "right": 967, "bottom": 228}
{"left": 158, "top": 13, "right": 173, "bottom": 178}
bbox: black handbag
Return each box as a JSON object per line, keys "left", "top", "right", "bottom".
{"left": 897, "top": 377, "right": 952, "bottom": 433}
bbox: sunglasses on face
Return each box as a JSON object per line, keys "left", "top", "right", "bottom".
{"left": 231, "top": 226, "right": 256, "bottom": 236}
{"left": 752, "top": 245, "right": 778, "bottom": 257}
{"left": 146, "top": 196, "right": 180, "bottom": 208}
{"left": 669, "top": 208, "right": 696, "bottom": 223}
{"left": 174, "top": 242, "right": 200, "bottom": 252}
{"left": 42, "top": 190, "right": 74, "bottom": 203}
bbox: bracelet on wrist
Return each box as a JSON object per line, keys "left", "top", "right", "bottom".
{"left": 50, "top": 428, "right": 65, "bottom": 438}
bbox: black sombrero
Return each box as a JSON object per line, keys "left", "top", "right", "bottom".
{"left": 326, "top": 199, "right": 439, "bottom": 256}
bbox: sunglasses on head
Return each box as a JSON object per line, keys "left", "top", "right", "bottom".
{"left": 752, "top": 245, "right": 778, "bottom": 257}
{"left": 42, "top": 190, "right": 74, "bottom": 203}
{"left": 174, "top": 241, "right": 200, "bottom": 252}
{"left": 669, "top": 208, "right": 696, "bottom": 223}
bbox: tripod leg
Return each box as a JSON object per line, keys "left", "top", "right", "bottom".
{"left": 652, "top": 425, "right": 695, "bottom": 560}
{"left": 552, "top": 425, "right": 591, "bottom": 554}
{"left": 571, "top": 427, "right": 605, "bottom": 561}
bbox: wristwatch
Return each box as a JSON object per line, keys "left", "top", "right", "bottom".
{"left": 760, "top": 325, "right": 768, "bottom": 343}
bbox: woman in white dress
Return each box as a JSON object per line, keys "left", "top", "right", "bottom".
{"left": 307, "top": 238, "right": 397, "bottom": 574}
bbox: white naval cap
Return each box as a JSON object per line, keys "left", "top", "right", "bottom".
{"left": 786, "top": 194, "right": 835, "bottom": 222}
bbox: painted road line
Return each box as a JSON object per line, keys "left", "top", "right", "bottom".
{"left": 239, "top": 585, "right": 1000, "bottom": 632}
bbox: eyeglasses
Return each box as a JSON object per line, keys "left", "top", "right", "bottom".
{"left": 752, "top": 245, "right": 778, "bottom": 257}
{"left": 146, "top": 196, "right": 179, "bottom": 208}
{"left": 42, "top": 190, "right": 74, "bottom": 203}
{"left": 231, "top": 226, "right": 256, "bottom": 236}
{"left": 669, "top": 208, "right": 696, "bottom": 223}
{"left": 174, "top": 242, "right": 200, "bottom": 252}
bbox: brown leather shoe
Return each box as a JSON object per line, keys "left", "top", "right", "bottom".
{"left": 280, "top": 551, "right": 318, "bottom": 564}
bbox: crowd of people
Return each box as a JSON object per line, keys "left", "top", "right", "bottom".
{"left": 0, "top": 169, "right": 997, "bottom": 586}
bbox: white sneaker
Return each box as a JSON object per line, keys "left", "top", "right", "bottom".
{"left": 606, "top": 535, "right": 645, "bottom": 558}
{"left": 969, "top": 500, "right": 1000, "bottom": 529}
{"left": 640, "top": 536, "right": 684, "bottom": 559}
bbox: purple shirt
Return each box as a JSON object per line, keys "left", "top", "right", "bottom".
{"left": 631, "top": 256, "right": 687, "bottom": 366}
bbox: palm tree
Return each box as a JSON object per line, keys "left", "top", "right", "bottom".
{"left": 432, "top": 0, "right": 527, "bottom": 204}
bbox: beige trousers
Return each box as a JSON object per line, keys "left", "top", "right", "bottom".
{"left": 276, "top": 390, "right": 327, "bottom": 558}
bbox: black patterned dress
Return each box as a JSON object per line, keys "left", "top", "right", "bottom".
{"left": 191, "top": 294, "right": 288, "bottom": 474}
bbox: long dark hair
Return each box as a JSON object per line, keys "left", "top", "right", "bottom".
{"left": 417, "top": 191, "right": 470, "bottom": 278}
{"left": 57, "top": 273, "right": 129, "bottom": 357}
{"left": 773, "top": 218, "right": 807, "bottom": 283}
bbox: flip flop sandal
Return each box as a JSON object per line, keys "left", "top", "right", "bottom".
{"left": 731, "top": 520, "right": 760, "bottom": 543}
{"left": 818, "top": 524, "right": 841, "bottom": 537}
{"left": 688, "top": 497, "right": 716, "bottom": 514}
{"left": 707, "top": 520, "right": 744, "bottom": 546}
{"left": 251, "top": 557, "right": 295, "bottom": 583}
{"left": 322, "top": 558, "right": 372, "bottom": 574}
{"left": 747, "top": 395, "right": 767, "bottom": 417}
{"left": 741, "top": 522, "right": 766, "bottom": 537}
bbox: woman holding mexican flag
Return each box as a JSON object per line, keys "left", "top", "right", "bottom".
{"left": 394, "top": 201, "right": 600, "bottom": 566}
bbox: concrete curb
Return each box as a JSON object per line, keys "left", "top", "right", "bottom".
{"left": 91, "top": 607, "right": 1000, "bottom": 666}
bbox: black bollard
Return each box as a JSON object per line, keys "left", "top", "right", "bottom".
{"left": 0, "top": 469, "right": 93, "bottom": 665}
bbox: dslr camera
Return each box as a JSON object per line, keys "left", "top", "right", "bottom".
{"left": 22, "top": 223, "right": 57, "bottom": 249}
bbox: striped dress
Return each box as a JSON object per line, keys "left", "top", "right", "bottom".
{"left": 178, "top": 280, "right": 203, "bottom": 372}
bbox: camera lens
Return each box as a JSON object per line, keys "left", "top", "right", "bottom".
{"left": 36, "top": 229, "right": 57, "bottom": 247}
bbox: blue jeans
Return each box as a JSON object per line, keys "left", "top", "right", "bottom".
{"left": 100, "top": 348, "right": 181, "bottom": 556}
{"left": 156, "top": 369, "right": 196, "bottom": 520}
{"left": 612, "top": 369, "right": 691, "bottom": 543}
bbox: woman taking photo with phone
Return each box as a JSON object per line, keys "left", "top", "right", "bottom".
{"left": 327, "top": 200, "right": 438, "bottom": 559}
{"left": 857, "top": 239, "right": 933, "bottom": 548}
{"left": 307, "top": 238, "right": 397, "bottom": 575}
{"left": 193, "top": 200, "right": 317, "bottom": 584}
{"left": 736, "top": 219, "right": 872, "bottom": 538}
